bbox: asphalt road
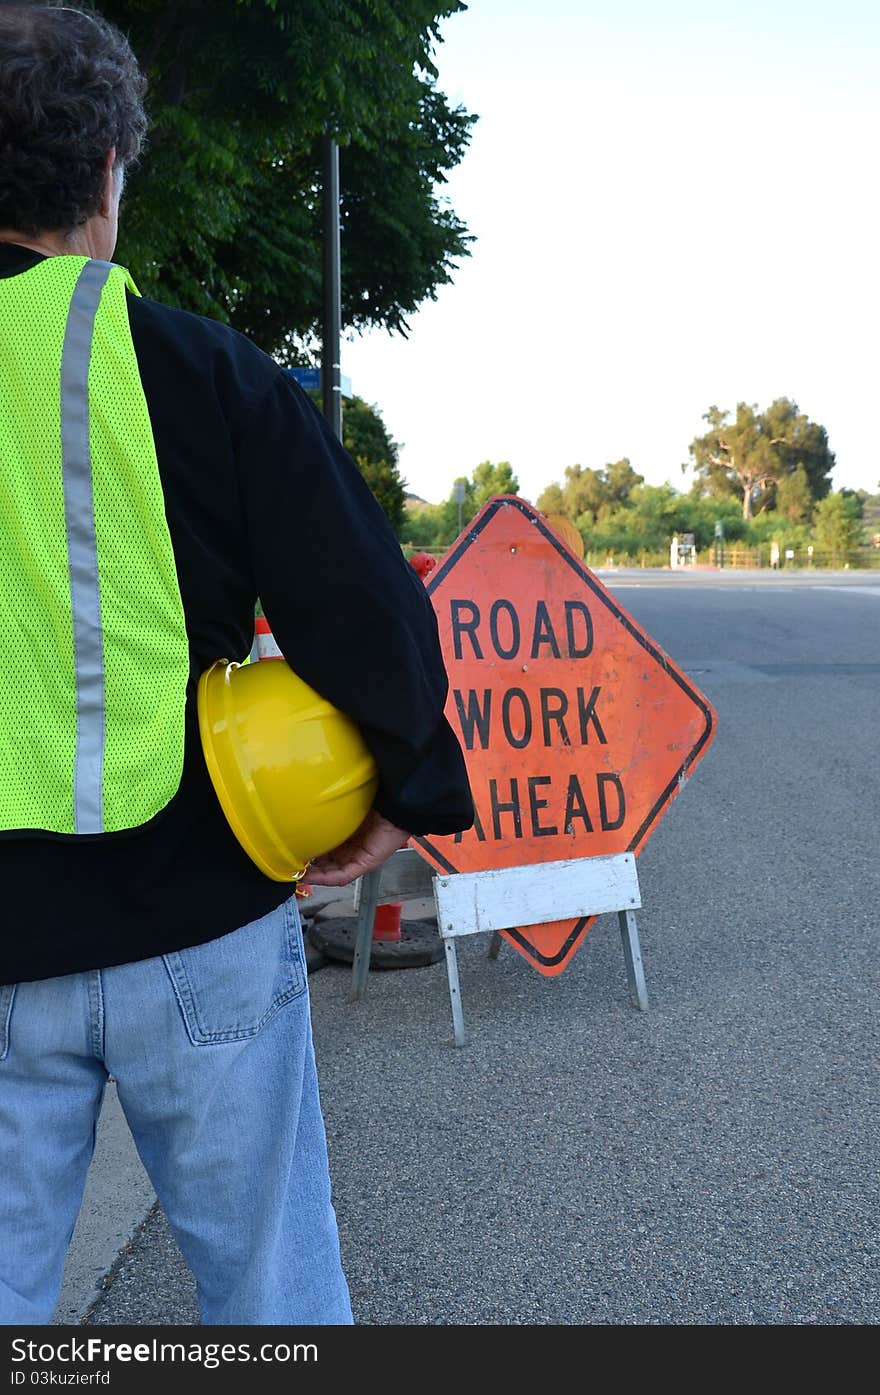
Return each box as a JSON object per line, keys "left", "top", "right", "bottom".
{"left": 83, "top": 571, "right": 880, "bottom": 1326}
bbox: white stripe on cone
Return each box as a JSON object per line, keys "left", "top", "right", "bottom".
{"left": 255, "top": 631, "right": 283, "bottom": 660}
{"left": 252, "top": 619, "right": 283, "bottom": 660}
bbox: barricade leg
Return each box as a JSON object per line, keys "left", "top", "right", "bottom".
{"left": 444, "top": 938, "right": 466, "bottom": 1047}
{"left": 618, "top": 909, "right": 648, "bottom": 1011}
{"left": 487, "top": 931, "right": 503, "bottom": 960}
{"left": 349, "top": 869, "right": 381, "bottom": 1002}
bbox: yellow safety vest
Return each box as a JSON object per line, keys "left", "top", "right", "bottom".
{"left": 0, "top": 255, "right": 189, "bottom": 835}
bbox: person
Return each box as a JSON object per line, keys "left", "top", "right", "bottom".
{"left": 0, "top": 1, "right": 473, "bottom": 1326}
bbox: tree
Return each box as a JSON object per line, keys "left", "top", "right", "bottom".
{"left": 536, "top": 482, "right": 564, "bottom": 514}
{"left": 689, "top": 399, "right": 834, "bottom": 521}
{"left": 603, "top": 458, "right": 644, "bottom": 510}
{"left": 761, "top": 398, "right": 834, "bottom": 506}
{"left": 689, "top": 404, "right": 775, "bottom": 520}
{"left": 812, "top": 491, "right": 864, "bottom": 560}
{"left": 404, "top": 460, "right": 520, "bottom": 549}
{"left": 469, "top": 460, "right": 519, "bottom": 513}
{"left": 584, "top": 483, "right": 687, "bottom": 555}
{"left": 400, "top": 499, "right": 445, "bottom": 547}
{"left": 538, "top": 459, "right": 643, "bottom": 524}
{"left": 439, "top": 460, "right": 519, "bottom": 535}
{"left": 341, "top": 396, "right": 407, "bottom": 533}
{"left": 103, "top": 1, "right": 477, "bottom": 353}
{"left": 775, "top": 465, "right": 813, "bottom": 524}
{"left": 561, "top": 465, "right": 608, "bottom": 523}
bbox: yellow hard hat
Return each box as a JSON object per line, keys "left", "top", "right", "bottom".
{"left": 197, "top": 658, "right": 379, "bottom": 882}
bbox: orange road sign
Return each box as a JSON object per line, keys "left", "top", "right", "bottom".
{"left": 412, "top": 496, "right": 717, "bottom": 976}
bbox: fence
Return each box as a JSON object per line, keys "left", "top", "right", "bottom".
{"left": 566, "top": 546, "right": 880, "bottom": 571}
{"left": 702, "top": 546, "right": 880, "bottom": 571}
{"left": 402, "top": 543, "right": 880, "bottom": 573}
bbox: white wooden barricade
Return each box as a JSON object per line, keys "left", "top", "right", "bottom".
{"left": 433, "top": 852, "right": 646, "bottom": 1045}
{"left": 347, "top": 848, "right": 649, "bottom": 1045}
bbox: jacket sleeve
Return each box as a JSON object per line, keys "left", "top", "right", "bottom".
{"left": 234, "top": 369, "right": 473, "bottom": 836}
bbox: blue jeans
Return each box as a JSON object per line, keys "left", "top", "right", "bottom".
{"left": 0, "top": 896, "right": 352, "bottom": 1325}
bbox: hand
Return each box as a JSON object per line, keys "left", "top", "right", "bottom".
{"left": 305, "top": 809, "right": 411, "bottom": 887}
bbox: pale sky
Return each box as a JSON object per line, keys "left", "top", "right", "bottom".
{"left": 342, "top": 0, "right": 880, "bottom": 505}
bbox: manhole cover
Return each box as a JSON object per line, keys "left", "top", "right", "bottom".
{"left": 308, "top": 916, "right": 443, "bottom": 969}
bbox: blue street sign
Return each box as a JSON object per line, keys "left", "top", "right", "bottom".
{"left": 286, "top": 367, "right": 354, "bottom": 399}
{"left": 287, "top": 366, "right": 321, "bottom": 391}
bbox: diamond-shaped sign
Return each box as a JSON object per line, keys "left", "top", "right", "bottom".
{"left": 412, "top": 496, "right": 717, "bottom": 976}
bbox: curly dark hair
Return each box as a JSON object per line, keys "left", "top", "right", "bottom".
{"left": 0, "top": 1, "right": 147, "bottom": 235}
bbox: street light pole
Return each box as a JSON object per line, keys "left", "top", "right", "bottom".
{"left": 321, "top": 132, "right": 342, "bottom": 441}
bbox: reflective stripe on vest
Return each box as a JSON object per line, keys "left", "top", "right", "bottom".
{"left": 0, "top": 256, "right": 189, "bottom": 836}
{"left": 61, "top": 259, "right": 113, "bottom": 831}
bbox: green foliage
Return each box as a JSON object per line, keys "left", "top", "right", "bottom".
{"left": 341, "top": 395, "right": 407, "bottom": 533}
{"left": 400, "top": 500, "right": 445, "bottom": 547}
{"left": 761, "top": 398, "right": 835, "bottom": 506}
{"left": 342, "top": 394, "right": 400, "bottom": 475}
{"left": 538, "top": 459, "right": 644, "bottom": 526}
{"left": 104, "top": 1, "right": 476, "bottom": 352}
{"left": 775, "top": 464, "right": 813, "bottom": 523}
{"left": 812, "top": 491, "right": 864, "bottom": 558}
{"left": 400, "top": 442, "right": 872, "bottom": 569}
{"left": 562, "top": 465, "right": 607, "bottom": 523}
{"left": 431, "top": 460, "right": 519, "bottom": 539}
{"left": 535, "top": 482, "right": 564, "bottom": 514}
{"left": 689, "top": 399, "right": 834, "bottom": 520}
{"left": 469, "top": 460, "right": 519, "bottom": 514}
{"left": 401, "top": 465, "right": 877, "bottom": 567}
{"left": 603, "top": 458, "right": 644, "bottom": 511}
{"left": 400, "top": 460, "right": 519, "bottom": 549}
{"left": 354, "top": 455, "right": 407, "bottom": 533}
{"left": 859, "top": 489, "right": 880, "bottom": 545}
{"left": 583, "top": 483, "right": 698, "bottom": 555}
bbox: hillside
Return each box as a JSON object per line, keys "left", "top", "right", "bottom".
{"left": 404, "top": 492, "right": 433, "bottom": 511}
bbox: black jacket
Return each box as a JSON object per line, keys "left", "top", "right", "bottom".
{"left": 0, "top": 243, "right": 472, "bottom": 985}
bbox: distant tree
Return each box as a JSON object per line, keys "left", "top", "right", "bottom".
{"left": 341, "top": 396, "right": 407, "bottom": 533}
{"left": 762, "top": 398, "right": 835, "bottom": 507}
{"left": 689, "top": 399, "right": 834, "bottom": 521}
{"left": 469, "top": 460, "right": 519, "bottom": 513}
{"left": 812, "top": 491, "right": 863, "bottom": 560}
{"left": 400, "top": 501, "right": 445, "bottom": 547}
{"left": 440, "top": 474, "right": 471, "bottom": 538}
{"left": 689, "top": 404, "right": 775, "bottom": 520}
{"left": 561, "top": 465, "right": 609, "bottom": 523}
{"left": 775, "top": 465, "right": 813, "bottom": 523}
{"left": 407, "top": 460, "right": 520, "bottom": 548}
{"left": 538, "top": 459, "right": 643, "bottom": 524}
{"left": 585, "top": 482, "right": 684, "bottom": 554}
{"left": 536, "top": 482, "right": 564, "bottom": 514}
{"left": 603, "top": 458, "right": 644, "bottom": 509}
{"left": 858, "top": 488, "right": 880, "bottom": 548}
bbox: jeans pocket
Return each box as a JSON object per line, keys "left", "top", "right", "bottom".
{"left": 163, "top": 897, "right": 306, "bottom": 1046}
{"left": 0, "top": 983, "right": 16, "bottom": 1061}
